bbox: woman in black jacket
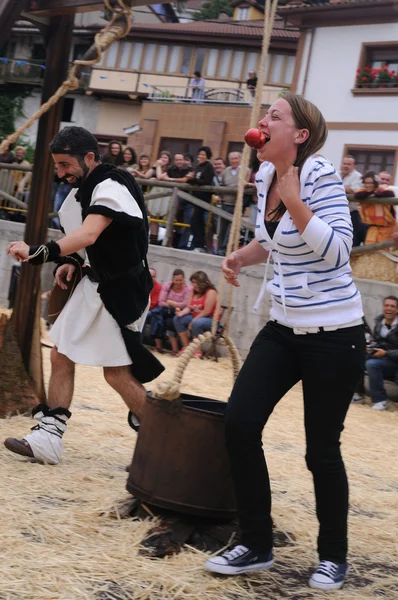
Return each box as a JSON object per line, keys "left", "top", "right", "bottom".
{"left": 187, "top": 146, "right": 215, "bottom": 252}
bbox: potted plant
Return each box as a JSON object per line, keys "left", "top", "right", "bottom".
{"left": 356, "top": 66, "right": 374, "bottom": 88}
{"left": 376, "top": 67, "right": 393, "bottom": 87}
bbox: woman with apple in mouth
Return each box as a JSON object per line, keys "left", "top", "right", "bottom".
{"left": 204, "top": 93, "right": 365, "bottom": 592}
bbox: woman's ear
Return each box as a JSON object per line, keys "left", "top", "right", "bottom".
{"left": 295, "top": 129, "right": 310, "bottom": 144}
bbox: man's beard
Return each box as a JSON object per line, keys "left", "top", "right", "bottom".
{"left": 62, "top": 161, "right": 90, "bottom": 188}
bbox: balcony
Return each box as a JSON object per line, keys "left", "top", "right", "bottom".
{"left": 88, "top": 68, "right": 286, "bottom": 106}
{"left": 146, "top": 85, "right": 283, "bottom": 106}
{"left": 0, "top": 58, "right": 91, "bottom": 89}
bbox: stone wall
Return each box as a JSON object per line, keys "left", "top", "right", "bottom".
{"left": 1, "top": 220, "right": 398, "bottom": 357}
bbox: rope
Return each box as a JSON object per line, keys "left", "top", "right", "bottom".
{"left": 211, "top": 0, "right": 278, "bottom": 338}
{"left": 0, "top": 0, "right": 134, "bottom": 154}
{"left": 153, "top": 331, "right": 243, "bottom": 401}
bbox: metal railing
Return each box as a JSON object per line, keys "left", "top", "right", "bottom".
{"left": 146, "top": 84, "right": 284, "bottom": 106}
{"left": 0, "top": 58, "right": 91, "bottom": 89}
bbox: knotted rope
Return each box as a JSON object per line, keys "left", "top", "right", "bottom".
{"left": 0, "top": 0, "right": 134, "bottom": 154}
{"left": 154, "top": 331, "right": 243, "bottom": 401}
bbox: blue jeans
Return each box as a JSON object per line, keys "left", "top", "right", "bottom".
{"left": 366, "top": 356, "right": 398, "bottom": 404}
{"left": 173, "top": 314, "right": 213, "bottom": 337}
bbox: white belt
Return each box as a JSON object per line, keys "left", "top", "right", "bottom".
{"left": 273, "top": 318, "right": 364, "bottom": 335}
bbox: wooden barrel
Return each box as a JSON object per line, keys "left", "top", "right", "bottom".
{"left": 127, "top": 392, "right": 237, "bottom": 519}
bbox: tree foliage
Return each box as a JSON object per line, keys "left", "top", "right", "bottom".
{"left": 195, "top": 0, "right": 234, "bottom": 21}
{"left": 0, "top": 84, "right": 31, "bottom": 143}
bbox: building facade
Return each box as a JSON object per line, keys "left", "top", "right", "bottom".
{"left": 281, "top": 0, "right": 398, "bottom": 182}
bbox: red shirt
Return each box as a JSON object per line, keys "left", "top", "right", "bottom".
{"left": 149, "top": 280, "right": 162, "bottom": 310}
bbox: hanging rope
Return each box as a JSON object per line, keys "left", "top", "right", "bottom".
{"left": 0, "top": 0, "right": 134, "bottom": 154}
{"left": 157, "top": 2, "right": 278, "bottom": 403}
{"left": 211, "top": 0, "right": 278, "bottom": 338}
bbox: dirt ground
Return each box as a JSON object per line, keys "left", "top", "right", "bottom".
{"left": 0, "top": 349, "right": 397, "bottom": 600}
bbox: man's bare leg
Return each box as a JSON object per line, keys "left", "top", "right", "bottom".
{"left": 103, "top": 366, "right": 147, "bottom": 419}
{"left": 4, "top": 347, "right": 75, "bottom": 464}
{"left": 48, "top": 347, "right": 76, "bottom": 409}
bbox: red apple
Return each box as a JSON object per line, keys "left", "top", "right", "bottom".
{"left": 244, "top": 128, "right": 266, "bottom": 149}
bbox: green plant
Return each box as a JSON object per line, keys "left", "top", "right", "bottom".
{"left": 0, "top": 83, "right": 32, "bottom": 142}
{"left": 355, "top": 66, "right": 374, "bottom": 86}
{"left": 194, "top": 0, "right": 234, "bottom": 20}
{"left": 375, "top": 67, "right": 394, "bottom": 84}
{"left": 157, "top": 90, "right": 175, "bottom": 102}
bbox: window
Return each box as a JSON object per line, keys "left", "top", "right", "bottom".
{"left": 143, "top": 43, "right": 156, "bottom": 71}
{"left": 227, "top": 141, "right": 244, "bottom": 157}
{"left": 347, "top": 147, "right": 396, "bottom": 176}
{"left": 269, "top": 54, "right": 284, "bottom": 83}
{"left": 367, "top": 45, "right": 398, "bottom": 73}
{"left": 283, "top": 55, "right": 296, "bottom": 85}
{"left": 181, "top": 47, "right": 193, "bottom": 74}
{"left": 237, "top": 7, "right": 249, "bottom": 20}
{"left": 231, "top": 51, "right": 245, "bottom": 80}
{"left": 73, "top": 44, "right": 90, "bottom": 61}
{"left": 155, "top": 45, "right": 168, "bottom": 72}
{"left": 206, "top": 49, "right": 219, "bottom": 77}
{"left": 130, "top": 43, "right": 143, "bottom": 70}
{"left": 158, "top": 137, "right": 203, "bottom": 158}
{"left": 218, "top": 49, "right": 232, "bottom": 78}
{"left": 105, "top": 41, "right": 119, "bottom": 68}
{"left": 167, "top": 46, "right": 181, "bottom": 73}
{"left": 355, "top": 43, "right": 398, "bottom": 90}
{"left": 61, "top": 98, "right": 74, "bottom": 122}
{"left": 119, "top": 42, "right": 131, "bottom": 69}
{"left": 194, "top": 48, "right": 206, "bottom": 74}
{"left": 246, "top": 52, "right": 259, "bottom": 77}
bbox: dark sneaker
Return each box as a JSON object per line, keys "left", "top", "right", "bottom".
{"left": 309, "top": 560, "right": 349, "bottom": 590}
{"left": 205, "top": 544, "right": 274, "bottom": 575}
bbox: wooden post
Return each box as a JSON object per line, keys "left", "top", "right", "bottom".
{"left": 11, "top": 15, "right": 74, "bottom": 398}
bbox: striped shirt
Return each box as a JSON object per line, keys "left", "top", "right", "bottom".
{"left": 254, "top": 155, "right": 364, "bottom": 327}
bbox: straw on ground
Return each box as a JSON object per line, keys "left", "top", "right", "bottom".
{"left": 0, "top": 349, "right": 397, "bottom": 600}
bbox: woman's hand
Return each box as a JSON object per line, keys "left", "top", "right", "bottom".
{"left": 166, "top": 300, "right": 177, "bottom": 307}
{"left": 7, "top": 241, "right": 29, "bottom": 261}
{"left": 277, "top": 165, "right": 301, "bottom": 206}
{"left": 222, "top": 252, "right": 243, "bottom": 287}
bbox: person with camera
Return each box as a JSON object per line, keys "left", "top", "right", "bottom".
{"left": 365, "top": 296, "right": 398, "bottom": 410}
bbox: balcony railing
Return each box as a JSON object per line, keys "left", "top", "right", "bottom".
{"left": 146, "top": 85, "right": 283, "bottom": 106}
{"left": 0, "top": 58, "right": 91, "bottom": 89}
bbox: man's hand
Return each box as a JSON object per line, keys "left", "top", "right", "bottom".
{"left": 7, "top": 241, "right": 29, "bottom": 261}
{"left": 372, "top": 348, "right": 387, "bottom": 358}
{"left": 55, "top": 263, "right": 76, "bottom": 290}
{"left": 222, "top": 252, "right": 243, "bottom": 287}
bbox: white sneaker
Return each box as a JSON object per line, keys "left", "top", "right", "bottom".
{"left": 4, "top": 404, "right": 70, "bottom": 465}
{"left": 371, "top": 400, "right": 388, "bottom": 411}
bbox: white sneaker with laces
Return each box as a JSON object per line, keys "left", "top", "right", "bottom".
{"left": 205, "top": 544, "right": 274, "bottom": 575}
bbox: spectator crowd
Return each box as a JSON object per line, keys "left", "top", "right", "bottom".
{"left": 1, "top": 139, "right": 397, "bottom": 256}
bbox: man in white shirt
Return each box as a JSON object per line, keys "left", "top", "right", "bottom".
{"left": 219, "top": 152, "right": 250, "bottom": 254}
{"left": 340, "top": 155, "right": 363, "bottom": 246}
